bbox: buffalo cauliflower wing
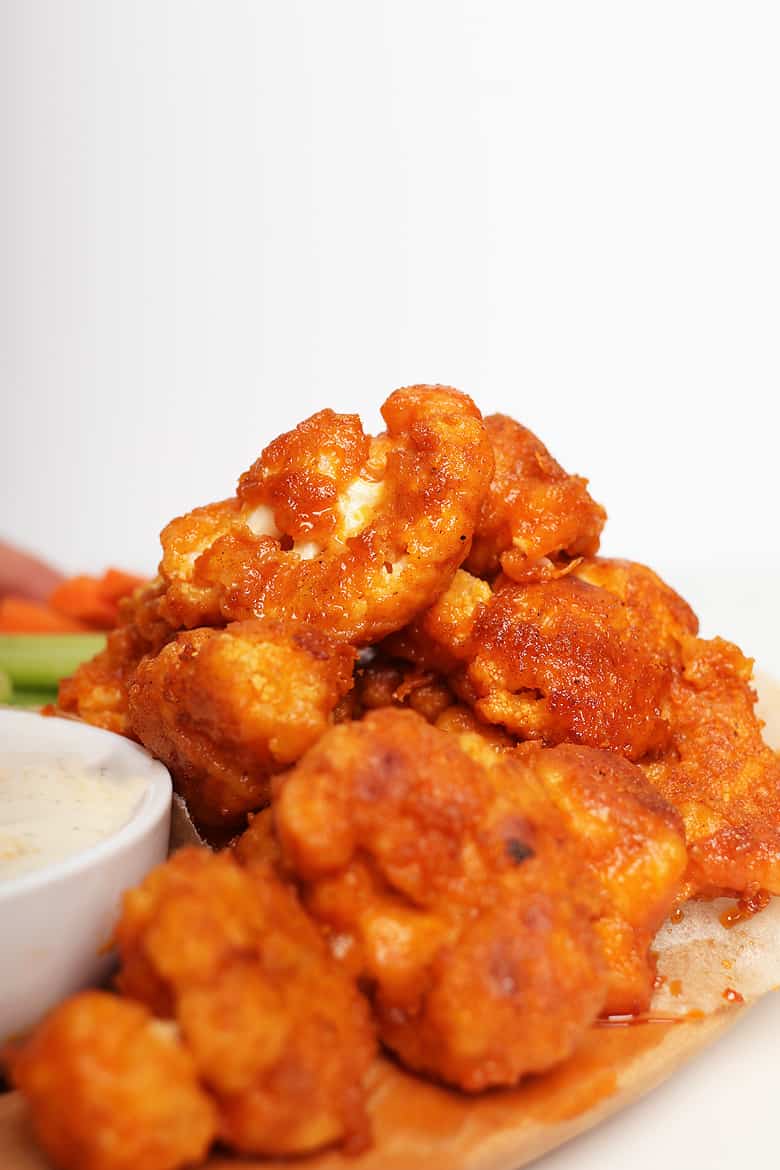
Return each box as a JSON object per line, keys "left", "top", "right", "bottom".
{"left": 273, "top": 708, "right": 607, "bottom": 1091}
{"left": 518, "top": 743, "right": 687, "bottom": 1014}
{"left": 643, "top": 636, "right": 780, "bottom": 895}
{"left": 386, "top": 568, "right": 672, "bottom": 759}
{"left": 466, "top": 414, "right": 605, "bottom": 581}
{"left": 126, "top": 621, "right": 355, "bottom": 829}
{"left": 157, "top": 386, "right": 493, "bottom": 642}
{"left": 10, "top": 992, "right": 217, "bottom": 1170}
{"left": 115, "top": 848, "right": 375, "bottom": 1156}
{"left": 57, "top": 580, "right": 173, "bottom": 736}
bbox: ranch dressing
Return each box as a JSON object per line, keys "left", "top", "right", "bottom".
{"left": 0, "top": 754, "right": 147, "bottom": 881}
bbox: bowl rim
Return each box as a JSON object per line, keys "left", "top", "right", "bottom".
{"left": 0, "top": 708, "right": 172, "bottom": 902}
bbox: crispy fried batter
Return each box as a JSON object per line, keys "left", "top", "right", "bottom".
{"left": 157, "top": 386, "right": 493, "bottom": 643}
{"left": 518, "top": 744, "right": 687, "bottom": 1013}
{"left": 351, "top": 654, "right": 456, "bottom": 723}
{"left": 386, "top": 569, "right": 671, "bottom": 759}
{"left": 10, "top": 992, "right": 217, "bottom": 1170}
{"left": 232, "top": 807, "right": 281, "bottom": 868}
{"left": 115, "top": 848, "right": 375, "bottom": 1156}
{"left": 349, "top": 652, "right": 515, "bottom": 748}
{"left": 126, "top": 622, "right": 355, "bottom": 830}
{"left": 434, "top": 703, "right": 517, "bottom": 751}
{"left": 57, "top": 580, "right": 172, "bottom": 735}
{"left": 643, "top": 636, "right": 780, "bottom": 895}
{"left": 274, "top": 709, "right": 606, "bottom": 1091}
{"left": 385, "top": 569, "right": 492, "bottom": 676}
{"left": 466, "top": 415, "right": 605, "bottom": 581}
{"left": 561, "top": 561, "right": 780, "bottom": 896}
{"left": 572, "top": 557, "right": 699, "bottom": 651}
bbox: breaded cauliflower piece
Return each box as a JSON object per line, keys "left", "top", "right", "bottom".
{"left": 564, "top": 561, "right": 780, "bottom": 896}
{"left": 157, "top": 386, "right": 493, "bottom": 643}
{"left": 519, "top": 743, "right": 687, "bottom": 1014}
{"left": 566, "top": 561, "right": 780, "bottom": 896}
{"left": 115, "top": 848, "right": 375, "bottom": 1156}
{"left": 10, "top": 992, "right": 217, "bottom": 1170}
{"left": 643, "top": 636, "right": 780, "bottom": 895}
{"left": 386, "top": 569, "right": 672, "bottom": 759}
{"left": 572, "top": 557, "right": 699, "bottom": 650}
{"left": 273, "top": 709, "right": 607, "bottom": 1092}
{"left": 466, "top": 414, "right": 605, "bottom": 581}
{"left": 58, "top": 580, "right": 172, "bottom": 736}
{"left": 126, "top": 621, "right": 355, "bottom": 829}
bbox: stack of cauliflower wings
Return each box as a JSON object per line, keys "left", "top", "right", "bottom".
{"left": 12, "top": 386, "right": 780, "bottom": 1170}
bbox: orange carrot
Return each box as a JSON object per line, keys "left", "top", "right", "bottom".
{"left": 97, "top": 567, "right": 146, "bottom": 605}
{"left": 48, "top": 575, "right": 118, "bottom": 629}
{"left": 48, "top": 568, "right": 146, "bottom": 629}
{"left": 0, "top": 597, "right": 90, "bottom": 633}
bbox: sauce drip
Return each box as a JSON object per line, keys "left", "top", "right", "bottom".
{"left": 719, "top": 888, "right": 771, "bottom": 929}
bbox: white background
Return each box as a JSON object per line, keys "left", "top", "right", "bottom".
{"left": 1, "top": 4, "right": 779, "bottom": 1165}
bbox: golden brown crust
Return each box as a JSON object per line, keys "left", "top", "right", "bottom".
{"left": 643, "top": 636, "right": 780, "bottom": 895}
{"left": 274, "top": 709, "right": 607, "bottom": 1092}
{"left": 9, "top": 992, "right": 217, "bottom": 1170}
{"left": 564, "top": 562, "right": 780, "bottom": 896}
{"left": 238, "top": 410, "right": 371, "bottom": 543}
{"left": 466, "top": 415, "right": 605, "bottom": 581}
{"left": 57, "top": 579, "right": 172, "bottom": 736}
{"left": 350, "top": 654, "right": 456, "bottom": 723}
{"left": 387, "top": 570, "right": 672, "bottom": 759}
{"left": 126, "top": 622, "right": 355, "bottom": 830}
{"left": 157, "top": 386, "right": 494, "bottom": 643}
{"left": 572, "top": 558, "right": 699, "bottom": 648}
{"left": 115, "top": 849, "right": 375, "bottom": 1157}
{"left": 518, "top": 744, "right": 687, "bottom": 1014}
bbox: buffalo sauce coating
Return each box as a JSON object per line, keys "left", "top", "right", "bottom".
{"left": 719, "top": 888, "right": 772, "bottom": 929}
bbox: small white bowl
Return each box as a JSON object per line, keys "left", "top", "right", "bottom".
{"left": 0, "top": 709, "right": 171, "bottom": 1045}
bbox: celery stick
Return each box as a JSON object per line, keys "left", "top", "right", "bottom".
{"left": 0, "top": 634, "right": 106, "bottom": 689}
{"left": 7, "top": 688, "right": 58, "bottom": 709}
{"left": 0, "top": 667, "right": 11, "bottom": 703}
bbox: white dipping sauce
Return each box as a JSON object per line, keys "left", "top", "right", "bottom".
{"left": 0, "top": 753, "right": 148, "bottom": 880}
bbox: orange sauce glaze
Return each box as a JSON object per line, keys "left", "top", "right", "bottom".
{"left": 719, "top": 889, "right": 771, "bottom": 929}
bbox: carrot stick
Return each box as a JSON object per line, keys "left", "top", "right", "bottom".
{"left": 0, "top": 598, "right": 90, "bottom": 633}
{"left": 48, "top": 569, "right": 146, "bottom": 628}
{"left": 97, "top": 568, "right": 146, "bottom": 604}
{"left": 48, "top": 576, "right": 118, "bottom": 628}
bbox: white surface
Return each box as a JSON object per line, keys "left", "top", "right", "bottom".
{"left": 540, "top": 991, "right": 780, "bottom": 1170}
{"left": 1, "top": 4, "right": 779, "bottom": 1164}
{"left": 0, "top": 709, "right": 172, "bottom": 1044}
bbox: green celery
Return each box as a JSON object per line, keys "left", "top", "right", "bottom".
{"left": 0, "top": 633, "right": 106, "bottom": 689}
{"left": 7, "top": 688, "right": 59, "bottom": 709}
